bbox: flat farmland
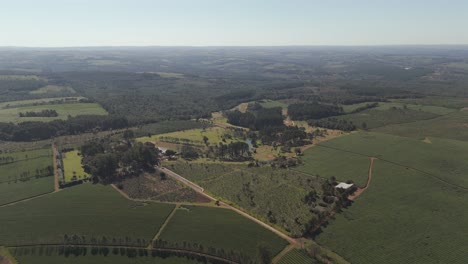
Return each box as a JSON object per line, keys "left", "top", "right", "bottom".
{"left": 138, "top": 127, "right": 238, "bottom": 145}
{"left": 0, "top": 148, "right": 54, "bottom": 205}
{"left": 0, "top": 184, "right": 175, "bottom": 246}
{"left": 159, "top": 205, "right": 288, "bottom": 262}
{"left": 277, "top": 249, "right": 318, "bottom": 264}
{"left": 0, "top": 103, "right": 107, "bottom": 123}
{"left": 62, "top": 150, "right": 89, "bottom": 182}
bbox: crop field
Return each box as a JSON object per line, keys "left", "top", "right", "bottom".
{"left": 259, "top": 99, "right": 288, "bottom": 109}
{"left": 29, "top": 85, "right": 75, "bottom": 94}
{"left": 335, "top": 107, "right": 438, "bottom": 129}
{"left": 138, "top": 127, "right": 238, "bottom": 145}
{"left": 0, "top": 103, "right": 108, "bottom": 123}
{"left": 277, "top": 249, "right": 318, "bottom": 264}
{"left": 12, "top": 246, "right": 203, "bottom": 264}
{"left": 0, "top": 97, "right": 86, "bottom": 109}
{"left": 159, "top": 205, "right": 288, "bottom": 262}
{"left": 392, "top": 96, "right": 468, "bottom": 109}
{"left": 165, "top": 162, "right": 326, "bottom": 237}
{"left": 318, "top": 132, "right": 468, "bottom": 188}
{"left": 0, "top": 148, "right": 54, "bottom": 205}
{"left": 294, "top": 145, "right": 370, "bottom": 186}
{"left": 297, "top": 132, "right": 468, "bottom": 263}
{"left": 62, "top": 150, "right": 89, "bottom": 182}
{"left": 0, "top": 184, "right": 175, "bottom": 246}
{"left": 120, "top": 173, "right": 210, "bottom": 203}
{"left": 373, "top": 110, "right": 468, "bottom": 141}
{"left": 134, "top": 120, "right": 207, "bottom": 138}
{"left": 342, "top": 101, "right": 455, "bottom": 115}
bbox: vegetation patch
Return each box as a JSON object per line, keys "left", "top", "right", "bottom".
{"left": 30, "top": 85, "right": 75, "bottom": 95}
{"left": 158, "top": 205, "right": 288, "bottom": 263}
{"left": 0, "top": 184, "right": 175, "bottom": 246}
{"left": 62, "top": 150, "right": 89, "bottom": 182}
{"left": 277, "top": 248, "right": 318, "bottom": 264}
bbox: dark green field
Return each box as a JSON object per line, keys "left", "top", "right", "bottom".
{"left": 0, "top": 184, "right": 174, "bottom": 246}
{"left": 159, "top": 206, "right": 288, "bottom": 262}
{"left": 277, "top": 249, "right": 318, "bottom": 264}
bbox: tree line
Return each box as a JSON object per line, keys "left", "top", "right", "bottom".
{"left": 19, "top": 109, "right": 58, "bottom": 117}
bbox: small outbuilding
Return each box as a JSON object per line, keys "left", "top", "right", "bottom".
{"left": 335, "top": 182, "right": 354, "bottom": 189}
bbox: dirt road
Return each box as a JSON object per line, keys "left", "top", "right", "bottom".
{"left": 158, "top": 166, "right": 300, "bottom": 246}
{"left": 348, "top": 157, "right": 376, "bottom": 201}
{"left": 52, "top": 144, "right": 60, "bottom": 192}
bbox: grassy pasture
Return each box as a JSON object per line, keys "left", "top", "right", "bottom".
{"left": 159, "top": 205, "right": 288, "bottom": 262}
{"left": 342, "top": 101, "right": 455, "bottom": 115}
{"left": 373, "top": 110, "right": 468, "bottom": 141}
{"left": 138, "top": 127, "right": 237, "bottom": 145}
{"left": 0, "top": 184, "right": 175, "bottom": 246}
{"left": 30, "top": 85, "right": 75, "bottom": 94}
{"left": 134, "top": 120, "right": 207, "bottom": 138}
{"left": 392, "top": 96, "right": 468, "bottom": 109}
{"left": 277, "top": 249, "right": 318, "bottom": 264}
{"left": 166, "top": 162, "right": 326, "bottom": 237}
{"left": 62, "top": 150, "right": 89, "bottom": 182}
{"left": 259, "top": 99, "right": 288, "bottom": 109}
{"left": 0, "top": 103, "right": 108, "bottom": 123}
{"left": 0, "top": 148, "right": 54, "bottom": 205}
{"left": 12, "top": 246, "right": 202, "bottom": 264}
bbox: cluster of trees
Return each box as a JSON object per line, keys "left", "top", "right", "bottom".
{"left": 259, "top": 126, "right": 309, "bottom": 147}
{"left": 81, "top": 138, "right": 159, "bottom": 184}
{"left": 309, "top": 118, "right": 356, "bottom": 131}
{"left": 0, "top": 115, "right": 129, "bottom": 141}
{"left": 19, "top": 109, "right": 58, "bottom": 117}
{"left": 348, "top": 102, "right": 379, "bottom": 114}
{"left": 226, "top": 107, "right": 284, "bottom": 130}
{"left": 207, "top": 142, "right": 251, "bottom": 161}
{"left": 288, "top": 103, "right": 343, "bottom": 120}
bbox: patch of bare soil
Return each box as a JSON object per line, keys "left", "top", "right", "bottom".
{"left": 423, "top": 137, "right": 432, "bottom": 144}
{"left": 0, "top": 256, "right": 13, "bottom": 264}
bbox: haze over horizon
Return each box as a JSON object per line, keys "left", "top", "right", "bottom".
{"left": 1, "top": 0, "right": 467, "bottom": 47}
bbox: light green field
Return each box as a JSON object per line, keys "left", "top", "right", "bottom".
{"left": 342, "top": 102, "right": 455, "bottom": 115}
{"left": 12, "top": 247, "right": 202, "bottom": 264}
{"left": 300, "top": 132, "right": 468, "bottom": 263}
{"left": 0, "top": 148, "right": 54, "bottom": 205}
{"left": 0, "top": 184, "right": 175, "bottom": 246}
{"left": 0, "top": 103, "right": 108, "bottom": 123}
{"left": 392, "top": 96, "right": 468, "bottom": 109}
{"left": 277, "top": 249, "right": 317, "bottom": 264}
{"left": 30, "top": 85, "right": 75, "bottom": 94}
{"left": 373, "top": 110, "right": 468, "bottom": 141}
{"left": 0, "top": 75, "right": 44, "bottom": 81}
{"left": 259, "top": 99, "right": 288, "bottom": 109}
{"left": 159, "top": 205, "right": 288, "bottom": 262}
{"left": 62, "top": 150, "right": 89, "bottom": 182}
{"left": 138, "top": 127, "right": 236, "bottom": 145}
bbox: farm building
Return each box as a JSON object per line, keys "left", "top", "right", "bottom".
{"left": 335, "top": 182, "right": 354, "bottom": 189}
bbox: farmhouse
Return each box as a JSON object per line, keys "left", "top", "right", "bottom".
{"left": 335, "top": 182, "right": 354, "bottom": 189}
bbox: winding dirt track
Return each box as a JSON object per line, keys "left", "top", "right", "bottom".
{"left": 52, "top": 144, "right": 60, "bottom": 192}
{"left": 348, "top": 157, "right": 376, "bottom": 201}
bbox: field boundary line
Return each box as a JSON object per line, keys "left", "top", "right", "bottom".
{"left": 150, "top": 204, "right": 180, "bottom": 246}
{"left": 0, "top": 154, "right": 52, "bottom": 167}
{"left": 0, "top": 191, "right": 54, "bottom": 208}
{"left": 271, "top": 244, "right": 296, "bottom": 263}
{"left": 8, "top": 243, "right": 238, "bottom": 264}
{"left": 52, "top": 144, "right": 60, "bottom": 192}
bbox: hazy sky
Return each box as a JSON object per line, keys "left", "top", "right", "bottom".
{"left": 1, "top": 0, "right": 467, "bottom": 47}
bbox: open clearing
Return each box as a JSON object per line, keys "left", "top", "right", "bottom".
{"left": 159, "top": 205, "right": 288, "bottom": 262}
{"left": 29, "top": 85, "right": 75, "bottom": 94}
{"left": 0, "top": 103, "right": 108, "bottom": 123}
{"left": 0, "top": 184, "right": 175, "bottom": 246}
{"left": 0, "top": 148, "right": 54, "bottom": 206}
{"left": 138, "top": 127, "right": 238, "bottom": 145}
{"left": 300, "top": 132, "right": 468, "bottom": 264}
{"left": 62, "top": 150, "right": 89, "bottom": 182}
{"left": 277, "top": 248, "right": 317, "bottom": 264}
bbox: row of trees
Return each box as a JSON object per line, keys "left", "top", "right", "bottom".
{"left": 0, "top": 115, "right": 129, "bottom": 141}
{"left": 288, "top": 102, "right": 344, "bottom": 120}
{"left": 19, "top": 109, "right": 58, "bottom": 117}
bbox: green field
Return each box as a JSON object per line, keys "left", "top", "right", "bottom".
{"left": 342, "top": 102, "right": 455, "bottom": 115}
{"left": 277, "top": 249, "right": 317, "bottom": 264}
{"left": 0, "top": 103, "right": 108, "bottom": 123}
{"left": 166, "top": 162, "right": 326, "bottom": 237}
{"left": 0, "top": 97, "right": 85, "bottom": 109}
{"left": 373, "top": 110, "right": 468, "bottom": 141}
{"left": 12, "top": 246, "right": 204, "bottom": 264}
{"left": 294, "top": 144, "right": 370, "bottom": 186}
{"left": 159, "top": 205, "right": 288, "bottom": 262}
{"left": 0, "top": 184, "right": 175, "bottom": 246}
{"left": 0, "top": 148, "right": 54, "bottom": 205}
{"left": 138, "top": 127, "right": 237, "bottom": 145}
{"left": 62, "top": 150, "right": 89, "bottom": 182}
{"left": 259, "top": 99, "right": 288, "bottom": 109}
{"left": 297, "top": 132, "right": 468, "bottom": 264}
